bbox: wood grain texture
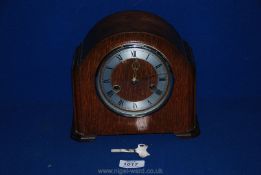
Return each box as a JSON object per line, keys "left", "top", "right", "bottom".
{"left": 110, "top": 59, "right": 157, "bottom": 102}
{"left": 71, "top": 11, "right": 199, "bottom": 140}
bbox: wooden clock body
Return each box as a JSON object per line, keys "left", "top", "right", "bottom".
{"left": 72, "top": 11, "right": 199, "bottom": 140}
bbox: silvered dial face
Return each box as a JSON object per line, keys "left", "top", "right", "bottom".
{"left": 96, "top": 44, "right": 174, "bottom": 117}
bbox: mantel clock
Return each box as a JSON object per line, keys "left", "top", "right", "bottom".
{"left": 71, "top": 11, "right": 199, "bottom": 140}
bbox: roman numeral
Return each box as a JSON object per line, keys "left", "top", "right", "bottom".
{"left": 151, "top": 86, "right": 162, "bottom": 96}
{"left": 146, "top": 54, "right": 150, "bottom": 60}
{"left": 118, "top": 99, "right": 124, "bottom": 106}
{"left": 105, "top": 66, "right": 113, "bottom": 70}
{"left": 155, "top": 88, "right": 162, "bottom": 95}
{"left": 131, "top": 50, "right": 136, "bottom": 57}
{"left": 102, "top": 79, "right": 111, "bottom": 83}
{"left": 116, "top": 54, "right": 123, "bottom": 61}
{"left": 159, "top": 77, "right": 166, "bottom": 81}
{"left": 106, "top": 90, "right": 114, "bottom": 97}
{"left": 147, "top": 100, "right": 152, "bottom": 105}
{"left": 155, "top": 64, "right": 162, "bottom": 69}
{"left": 133, "top": 103, "right": 137, "bottom": 109}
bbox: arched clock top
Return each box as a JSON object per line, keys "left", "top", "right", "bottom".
{"left": 74, "top": 11, "right": 194, "bottom": 65}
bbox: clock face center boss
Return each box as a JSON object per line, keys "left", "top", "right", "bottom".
{"left": 96, "top": 44, "right": 174, "bottom": 117}
{"left": 71, "top": 11, "right": 199, "bottom": 140}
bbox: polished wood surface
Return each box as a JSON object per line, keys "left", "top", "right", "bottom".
{"left": 72, "top": 11, "right": 199, "bottom": 140}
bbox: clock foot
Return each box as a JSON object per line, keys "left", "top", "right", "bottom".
{"left": 175, "top": 118, "right": 200, "bottom": 138}
{"left": 71, "top": 129, "right": 96, "bottom": 141}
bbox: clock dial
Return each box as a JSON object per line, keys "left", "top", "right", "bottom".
{"left": 96, "top": 44, "right": 174, "bottom": 117}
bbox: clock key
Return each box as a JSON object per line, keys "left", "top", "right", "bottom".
{"left": 111, "top": 144, "right": 150, "bottom": 158}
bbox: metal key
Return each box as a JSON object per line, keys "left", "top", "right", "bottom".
{"left": 111, "top": 144, "right": 150, "bottom": 158}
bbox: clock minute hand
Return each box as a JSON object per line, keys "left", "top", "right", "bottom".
{"left": 131, "top": 59, "right": 140, "bottom": 84}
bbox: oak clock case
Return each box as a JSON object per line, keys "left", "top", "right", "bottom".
{"left": 72, "top": 11, "right": 199, "bottom": 141}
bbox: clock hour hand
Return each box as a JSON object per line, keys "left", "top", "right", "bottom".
{"left": 131, "top": 59, "right": 140, "bottom": 85}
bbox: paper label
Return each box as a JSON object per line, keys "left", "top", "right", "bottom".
{"left": 119, "top": 160, "right": 145, "bottom": 169}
